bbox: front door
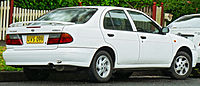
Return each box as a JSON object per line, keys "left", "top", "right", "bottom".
{"left": 127, "top": 10, "right": 173, "bottom": 64}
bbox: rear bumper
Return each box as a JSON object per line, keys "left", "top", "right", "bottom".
{"left": 3, "top": 47, "right": 97, "bottom": 67}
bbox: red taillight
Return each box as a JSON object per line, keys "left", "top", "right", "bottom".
{"left": 6, "top": 35, "right": 23, "bottom": 45}
{"left": 47, "top": 38, "right": 60, "bottom": 44}
{"left": 47, "top": 33, "right": 73, "bottom": 44}
{"left": 59, "top": 33, "right": 73, "bottom": 43}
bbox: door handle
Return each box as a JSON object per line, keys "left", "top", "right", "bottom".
{"left": 140, "top": 36, "right": 146, "bottom": 39}
{"left": 107, "top": 34, "right": 114, "bottom": 37}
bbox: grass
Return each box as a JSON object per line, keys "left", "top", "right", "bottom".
{"left": 0, "top": 46, "right": 22, "bottom": 71}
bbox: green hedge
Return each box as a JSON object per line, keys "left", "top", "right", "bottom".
{"left": 14, "top": 0, "right": 78, "bottom": 10}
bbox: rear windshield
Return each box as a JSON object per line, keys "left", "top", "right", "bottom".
{"left": 36, "top": 8, "right": 97, "bottom": 24}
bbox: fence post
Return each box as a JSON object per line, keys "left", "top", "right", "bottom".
{"left": 152, "top": 2, "right": 156, "bottom": 21}
{"left": 9, "top": 0, "right": 14, "bottom": 25}
{"left": 160, "top": 2, "right": 164, "bottom": 27}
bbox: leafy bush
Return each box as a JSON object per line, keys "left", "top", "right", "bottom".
{"left": 0, "top": 46, "right": 22, "bottom": 71}
{"left": 163, "top": 0, "right": 197, "bottom": 22}
{"left": 14, "top": 0, "right": 79, "bottom": 10}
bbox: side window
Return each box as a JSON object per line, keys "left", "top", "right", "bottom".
{"left": 104, "top": 12, "right": 114, "bottom": 29}
{"left": 128, "top": 11, "right": 160, "bottom": 34}
{"left": 103, "top": 10, "right": 133, "bottom": 31}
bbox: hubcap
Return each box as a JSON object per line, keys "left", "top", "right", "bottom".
{"left": 174, "top": 56, "right": 190, "bottom": 75}
{"left": 96, "top": 55, "right": 111, "bottom": 78}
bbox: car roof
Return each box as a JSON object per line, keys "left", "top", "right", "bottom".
{"left": 57, "top": 6, "right": 144, "bottom": 12}
{"left": 60, "top": 6, "right": 130, "bottom": 10}
{"left": 57, "top": 6, "right": 145, "bottom": 15}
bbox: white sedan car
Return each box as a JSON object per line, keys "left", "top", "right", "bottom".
{"left": 3, "top": 6, "right": 198, "bottom": 82}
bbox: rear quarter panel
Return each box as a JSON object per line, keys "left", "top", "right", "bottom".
{"left": 58, "top": 8, "right": 106, "bottom": 49}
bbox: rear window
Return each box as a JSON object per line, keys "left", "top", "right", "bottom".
{"left": 36, "top": 8, "right": 97, "bottom": 24}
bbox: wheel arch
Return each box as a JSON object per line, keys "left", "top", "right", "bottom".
{"left": 91, "top": 46, "right": 116, "bottom": 67}
{"left": 170, "top": 46, "right": 193, "bottom": 67}
{"left": 177, "top": 46, "right": 192, "bottom": 62}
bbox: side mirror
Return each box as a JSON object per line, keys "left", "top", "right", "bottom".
{"left": 162, "top": 27, "right": 169, "bottom": 34}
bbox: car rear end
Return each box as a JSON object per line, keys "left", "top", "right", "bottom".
{"left": 3, "top": 7, "right": 103, "bottom": 68}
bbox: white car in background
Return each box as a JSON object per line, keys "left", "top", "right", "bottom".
{"left": 3, "top": 6, "right": 198, "bottom": 82}
{"left": 168, "top": 14, "right": 200, "bottom": 63}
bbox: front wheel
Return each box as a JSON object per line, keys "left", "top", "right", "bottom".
{"left": 88, "top": 50, "right": 113, "bottom": 82}
{"left": 169, "top": 51, "right": 192, "bottom": 79}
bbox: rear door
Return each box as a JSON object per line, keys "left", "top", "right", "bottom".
{"left": 101, "top": 9, "right": 140, "bottom": 65}
{"left": 127, "top": 10, "right": 173, "bottom": 64}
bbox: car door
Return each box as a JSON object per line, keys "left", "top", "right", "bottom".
{"left": 127, "top": 10, "right": 173, "bottom": 64}
{"left": 101, "top": 9, "right": 140, "bottom": 65}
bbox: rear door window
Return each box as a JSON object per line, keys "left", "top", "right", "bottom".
{"left": 103, "top": 10, "right": 133, "bottom": 31}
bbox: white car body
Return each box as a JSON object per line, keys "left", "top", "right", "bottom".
{"left": 168, "top": 14, "right": 200, "bottom": 63}
{"left": 3, "top": 6, "right": 198, "bottom": 72}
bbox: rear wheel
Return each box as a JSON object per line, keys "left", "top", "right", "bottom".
{"left": 89, "top": 50, "right": 113, "bottom": 82}
{"left": 24, "top": 68, "right": 50, "bottom": 81}
{"left": 169, "top": 51, "right": 192, "bottom": 79}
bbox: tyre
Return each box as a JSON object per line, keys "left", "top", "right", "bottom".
{"left": 169, "top": 51, "right": 192, "bottom": 79}
{"left": 113, "top": 71, "right": 133, "bottom": 79}
{"left": 89, "top": 50, "right": 113, "bottom": 82}
{"left": 24, "top": 68, "right": 50, "bottom": 81}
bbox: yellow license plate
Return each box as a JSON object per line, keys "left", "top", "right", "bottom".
{"left": 26, "top": 35, "right": 44, "bottom": 44}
